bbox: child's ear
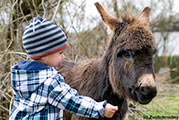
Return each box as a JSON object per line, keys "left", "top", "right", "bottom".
{"left": 38, "top": 57, "right": 47, "bottom": 62}
{"left": 41, "top": 57, "right": 46, "bottom": 60}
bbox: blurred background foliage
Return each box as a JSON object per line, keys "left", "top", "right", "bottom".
{"left": 0, "top": 0, "right": 179, "bottom": 119}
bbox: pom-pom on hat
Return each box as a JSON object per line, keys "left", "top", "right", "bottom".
{"left": 22, "top": 16, "right": 68, "bottom": 60}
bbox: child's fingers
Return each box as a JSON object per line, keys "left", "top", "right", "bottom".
{"left": 112, "top": 106, "right": 118, "bottom": 111}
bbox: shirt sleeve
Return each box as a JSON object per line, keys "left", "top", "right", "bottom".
{"left": 47, "top": 75, "right": 105, "bottom": 118}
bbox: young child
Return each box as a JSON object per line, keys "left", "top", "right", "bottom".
{"left": 10, "top": 16, "right": 118, "bottom": 120}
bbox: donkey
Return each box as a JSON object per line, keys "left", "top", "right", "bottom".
{"left": 57, "top": 2, "right": 157, "bottom": 120}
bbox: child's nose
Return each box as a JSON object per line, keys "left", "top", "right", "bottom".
{"left": 62, "top": 54, "right": 65, "bottom": 59}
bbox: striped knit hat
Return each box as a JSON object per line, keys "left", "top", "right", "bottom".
{"left": 22, "top": 16, "right": 68, "bottom": 60}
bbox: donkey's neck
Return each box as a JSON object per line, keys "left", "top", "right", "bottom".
{"left": 97, "top": 55, "right": 125, "bottom": 101}
{"left": 96, "top": 22, "right": 127, "bottom": 101}
{"left": 96, "top": 57, "right": 128, "bottom": 119}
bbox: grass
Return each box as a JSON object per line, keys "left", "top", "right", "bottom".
{"left": 140, "top": 94, "right": 179, "bottom": 115}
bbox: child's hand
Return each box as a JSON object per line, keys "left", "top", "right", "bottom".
{"left": 104, "top": 103, "right": 118, "bottom": 118}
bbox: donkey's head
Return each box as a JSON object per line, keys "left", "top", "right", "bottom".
{"left": 95, "top": 2, "right": 157, "bottom": 104}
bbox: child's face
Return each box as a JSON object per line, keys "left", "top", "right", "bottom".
{"left": 39, "top": 50, "right": 65, "bottom": 67}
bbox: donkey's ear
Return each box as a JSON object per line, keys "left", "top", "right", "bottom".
{"left": 139, "top": 7, "right": 151, "bottom": 25}
{"left": 95, "top": 2, "right": 120, "bottom": 31}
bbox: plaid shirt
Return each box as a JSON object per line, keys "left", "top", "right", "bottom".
{"left": 10, "top": 60, "right": 105, "bottom": 120}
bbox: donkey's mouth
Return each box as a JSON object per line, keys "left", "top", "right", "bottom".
{"left": 136, "top": 93, "right": 155, "bottom": 104}
{"left": 129, "top": 87, "right": 157, "bottom": 104}
{"left": 129, "top": 87, "right": 138, "bottom": 101}
{"left": 129, "top": 89, "right": 138, "bottom": 101}
{"left": 134, "top": 86, "right": 157, "bottom": 104}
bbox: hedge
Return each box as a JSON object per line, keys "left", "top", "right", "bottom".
{"left": 154, "top": 56, "right": 179, "bottom": 83}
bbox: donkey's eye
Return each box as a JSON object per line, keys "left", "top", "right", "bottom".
{"left": 117, "top": 50, "right": 134, "bottom": 60}
{"left": 123, "top": 51, "right": 130, "bottom": 59}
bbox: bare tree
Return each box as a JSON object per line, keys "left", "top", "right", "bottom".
{"left": 150, "top": 0, "right": 175, "bottom": 68}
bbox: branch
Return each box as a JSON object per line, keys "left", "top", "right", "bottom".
{"left": 52, "top": 0, "right": 61, "bottom": 22}
{"left": 19, "top": 1, "right": 28, "bottom": 24}
{"left": 42, "top": 0, "right": 46, "bottom": 18}
{"left": 32, "top": 0, "right": 39, "bottom": 16}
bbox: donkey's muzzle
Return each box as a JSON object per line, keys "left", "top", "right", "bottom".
{"left": 135, "top": 74, "right": 157, "bottom": 104}
{"left": 137, "top": 86, "right": 157, "bottom": 104}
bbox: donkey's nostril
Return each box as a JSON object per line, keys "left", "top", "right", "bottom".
{"left": 140, "top": 86, "right": 157, "bottom": 97}
{"left": 141, "top": 86, "right": 149, "bottom": 94}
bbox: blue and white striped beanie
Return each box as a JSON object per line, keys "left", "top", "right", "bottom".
{"left": 22, "top": 16, "right": 68, "bottom": 60}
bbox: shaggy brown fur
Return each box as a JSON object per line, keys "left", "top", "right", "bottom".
{"left": 57, "top": 2, "right": 157, "bottom": 120}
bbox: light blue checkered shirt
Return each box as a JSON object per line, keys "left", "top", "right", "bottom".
{"left": 10, "top": 60, "right": 105, "bottom": 120}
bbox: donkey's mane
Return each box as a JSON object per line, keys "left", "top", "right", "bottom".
{"left": 121, "top": 11, "right": 137, "bottom": 24}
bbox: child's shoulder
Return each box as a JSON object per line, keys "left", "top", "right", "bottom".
{"left": 12, "top": 60, "right": 50, "bottom": 70}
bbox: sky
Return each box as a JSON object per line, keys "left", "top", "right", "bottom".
{"left": 85, "top": 0, "right": 179, "bottom": 15}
